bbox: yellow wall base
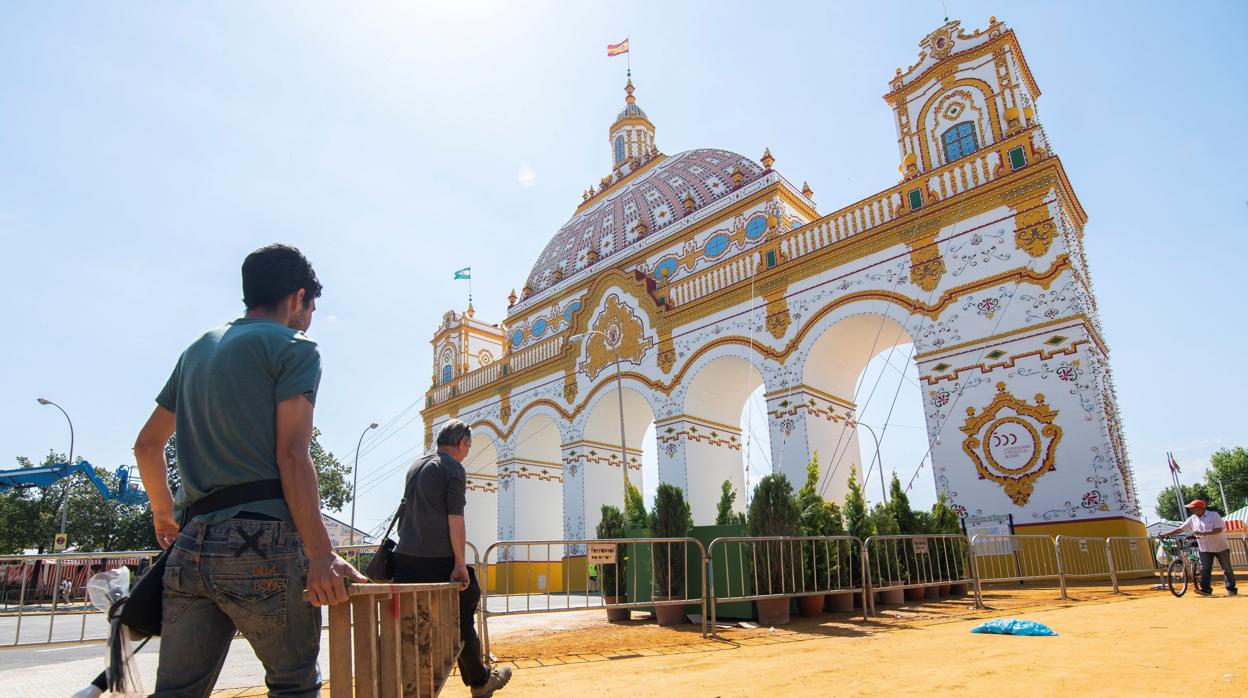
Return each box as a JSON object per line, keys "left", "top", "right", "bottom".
{"left": 1013, "top": 516, "right": 1147, "bottom": 540}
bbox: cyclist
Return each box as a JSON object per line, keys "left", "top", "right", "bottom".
{"left": 1157, "top": 499, "right": 1238, "bottom": 597}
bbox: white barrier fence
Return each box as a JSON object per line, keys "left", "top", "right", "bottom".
{"left": 863, "top": 534, "right": 975, "bottom": 612}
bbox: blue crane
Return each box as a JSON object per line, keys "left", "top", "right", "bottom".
{"left": 0, "top": 461, "right": 149, "bottom": 506}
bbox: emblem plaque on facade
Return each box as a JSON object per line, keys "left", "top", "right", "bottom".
{"left": 960, "top": 382, "right": 1062, "bottom": 506}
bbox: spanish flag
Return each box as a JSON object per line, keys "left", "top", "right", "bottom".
{"left": 607, "top": 39, "right": 629, "bottom": 57}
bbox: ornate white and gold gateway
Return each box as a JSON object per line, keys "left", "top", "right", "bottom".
{"left": 422, "top": 18, "right": 1144, "bottom": 581}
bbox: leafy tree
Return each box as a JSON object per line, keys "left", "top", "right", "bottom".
{"left": 931, "top": 492, "right": 961, "bottom": 534}
{"left": 825, "top": 501, "right": 846, "bottom": 536}
{"left": 1156, "top": 482, "right": 1220, "bottom": 522}
{"left": 748, "top": 473, "right": 799, "bottom": 595}
{"left": 624, "top": 478, "right": 647, "bottom": 531}
{"left": 843, "top": 465, "right": 870, "bottom": 542}
{"left": 715, "top": 479, "right": 746, "bottom": 526}
{"left": 796, "top": 455, "right": 834, "bottom": 589}
{"left": 797, "top": 455, "right": 832, "bottom": 537}
{"left": 887, "top": 473, "right": 919, "bottom": 534}
{"left": 649, "top": 483, "right": 693, "bottom": 596}
{"left": 310, "top": 428, "right": 352, "bottom": 512}
{"left": 596, "top": 505, "right": 627, "bottom": 598}
{"left": 1206, "top": 447, "right": 1248, "bottom": 513}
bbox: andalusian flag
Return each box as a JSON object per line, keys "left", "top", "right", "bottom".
{"left": 1167, "top": 452, "right": 1181, "bottom": 474}
{"left": 453, "top": 267, "right": 471, "bottom": 280}
{"left": 607, "top": 39, "right": 629, "bottom": 57}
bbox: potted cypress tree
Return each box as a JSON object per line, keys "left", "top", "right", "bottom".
{"left": 596, "top": 504, "right": 630, "bottom": 621}
{"left": 822, "top": 500, "right": 856, "bottom": 612}
{"left": 932, "top": 493, "right": 967, "bottom": 595}
{"left": 649, "top": 483, "right": 693, "bottom": 626}
{"left": 869, "top": 503, "right": 905, "bottom": 605}
{"left": 796, "top": 455, "right": 830, "bottom": 617}
{"left": 715, "top": 479, "right": 748, "bottom": 526}
{"left": 843, "top": 466, "right": 871, "bottom": 608}
{"left": 748, "top": 473, "right": 799, "bottom": 625}
{"left": 887, "top": 475, "right": 926, "bottom": 602}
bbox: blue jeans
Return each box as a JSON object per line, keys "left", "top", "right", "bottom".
{"left": 1198, "top": 548, "right": 1238, "bottom": 595}
{"left": 153, "top": 518, "right": 322, "bottom": 698}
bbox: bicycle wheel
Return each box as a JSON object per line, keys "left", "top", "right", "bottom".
{"left": 1167, "top": 559, "right": 1188, "bottom": 597}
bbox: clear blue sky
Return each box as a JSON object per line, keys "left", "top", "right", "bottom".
{"left": 2, "top": 2, "right": 1245, "bottom": 537}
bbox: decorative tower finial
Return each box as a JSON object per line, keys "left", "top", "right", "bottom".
{"left": 507, "top": 288, "right": 517, "bottom": 308}
{"left": 802, "top": 181, "right": 814, "bottom": 199}
{"left": 609, "top": 75, "right": 656, "bottom": 171}
{"left": 682, "top": 191, "right": 695, "bottom": 213}
{"left": 761, "top": 147, "right": 775, "bottom": 169}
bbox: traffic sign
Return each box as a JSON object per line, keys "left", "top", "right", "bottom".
{"left": 53, "top": 533, "right": 68, "bottom": 551}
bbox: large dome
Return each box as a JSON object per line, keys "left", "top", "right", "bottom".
{"left": 523, "top": 148, "right": 765, "bottom": 296}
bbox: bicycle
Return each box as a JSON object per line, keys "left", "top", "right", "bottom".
{"left": 1158, "top": 533, "right": 1203, "bottom": 597}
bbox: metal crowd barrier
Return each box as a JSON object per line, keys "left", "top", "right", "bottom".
{"left": 863, "top": 534, "right": 976, "bottom": 612}
{"left": 479, "top": 537, "right": 708, "bottom": 658}
{"left": 0, "top": 550, "right": 161, "bottom": 646}
{"left": 0, "top": 542, "right": 480, "bottom": 649}
{"left": 1055, "top": 535, "right": 1113, "bottom": 583}
{"left": 1230, "top": 537, "right": 1248, "bottom": 568}
{"left": 1105, "top": 536, "right": 1160, "bottom": 593}
{"left": 970, "top": 534, "right": 1067, "bottom": 600}
{"left": 706, "top": 535, "right": 868, "bottom": 630}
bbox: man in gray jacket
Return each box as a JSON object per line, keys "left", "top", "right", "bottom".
{"left": 393, "top": 420, "right": 511, "bottom": 697}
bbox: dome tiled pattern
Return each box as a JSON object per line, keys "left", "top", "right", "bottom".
{"left": 524, "top": 148, "right": 765, "bottom": 294}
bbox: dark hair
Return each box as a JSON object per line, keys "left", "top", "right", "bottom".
{"left": 436, "top": 419, "right": 472, "bottom": 447}
{"left": 241, "top": 244, "right": 323, "bottom": 310}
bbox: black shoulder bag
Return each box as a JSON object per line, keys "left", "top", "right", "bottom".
{"left": 364, "top": 456, "right": 426, "bottom": 582}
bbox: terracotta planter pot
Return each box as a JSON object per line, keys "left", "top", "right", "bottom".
{"left": 949, "top": 582, "right": 969, "bottom": 596}
{"left": 604, "top": 596, "right": 630, "bottom": 622}
{"left": 825, "top": 592, "right": 855, "bottom": 612}
{"left": 924, "top": 585, "right": 941, "bottom": 599}
{"left": 755, "top": 597, "right": 791, "bottom": 626}
{"left": 651, "top": 596, "right": 686, "bottom": 626}
{"left": 939, "top": 583, "right": 952, "bottom": 597}
{"left": 796, "top": 594, "right": 825, "bottom": 618}
{"left": 876, "top": 588, "right": 905, "bottom": 605}
{"left": 904, "top": 586, "right": 926, "bottom": 602}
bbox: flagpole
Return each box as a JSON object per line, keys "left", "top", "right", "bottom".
{"left": 1170, "top": 452, "right": 1185, "bottom": 519}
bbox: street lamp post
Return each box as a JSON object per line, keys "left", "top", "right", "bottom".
{"left": 349, "top": 422, "right": 380, "bottom": 547}
{"left": 570, "top": 332, "right": 630, "bottom": 504}
{"left": 854, "top": 421, "right": 888, "bottom": 506}
{"left": 37, "top": 398, "right": 74, "bottom": 549}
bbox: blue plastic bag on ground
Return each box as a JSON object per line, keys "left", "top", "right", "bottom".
{"left": 970, "top": 618, "right": 1057, "bottom": 636}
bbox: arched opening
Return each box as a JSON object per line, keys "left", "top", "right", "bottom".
{"left": 506, "top": 414, "right": 563, "bottom": 547}
{"left": 460, "top": 428, "right": 500, "bottom": 555}
{"left": 578, "top": 385, "right": 655, "bottom": 537}
{"left": 675, "top": 355, "right": 766, "bottom": 525}
{"left": 796, "top": 313, "right": 928, "bottom": 509}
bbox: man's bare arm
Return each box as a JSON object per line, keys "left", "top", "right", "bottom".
{"left": 448, "top": 514, "right": 469, "bottom": 590}
{"left": 275, "top": 395, "right": 365, "bottom": 606}
{"left": 134, "top": 406, "right": 178, "bottom": 549}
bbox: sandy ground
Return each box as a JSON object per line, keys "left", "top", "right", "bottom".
{"left": 216, "top": 578, "right": 1247, "bottom": 697}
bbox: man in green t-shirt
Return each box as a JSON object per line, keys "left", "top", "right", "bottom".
{"left": 134, "top": 244, "right": 365, "bottom": 697}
